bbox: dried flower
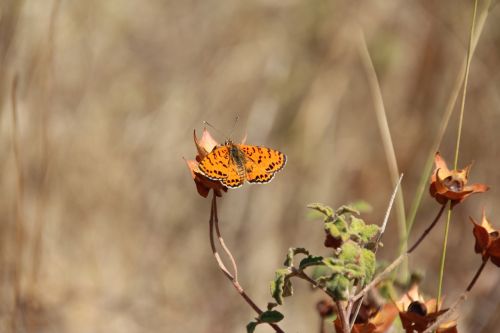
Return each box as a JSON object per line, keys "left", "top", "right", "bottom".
{"left": 185, "top": 129, "right": 227, "bottom": 198}
{"left": 470, "top": 210, "right": 500, "bottom": 267}
{"left": 397, "top": 285, "right": 457, "bottom": 333}
{"left": 429, "top": 152, "right": 488, "bottom": 206}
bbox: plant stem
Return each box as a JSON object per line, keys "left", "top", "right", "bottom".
{"left": 437, "top": 0, "right": 478, "bottom": 309}
{"left": 335, "top": 301, "right": 350, "bottom": 333}
{"left": 208, "top": 193, "right": 284, "bottom": 333}
{"left": 437, "top": 203, "right": 452, "bottom": 308}
{"left": 466, "top": 258, "right": 488, "bottom": 292}
{"left": 407, "top": 202, "right": 447, "bottom": 253}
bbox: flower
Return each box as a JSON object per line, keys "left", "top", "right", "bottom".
{"left": 470, "top": 210, "right": 500, "bottom": 267}
{"left": 397, "top": 285, "right": 457, "bottom": 333}
{"left": 429, "top": 152, "right": 489, "bottom": 206}
{"left": 333, "top": 303, "right": 398, "bottom": 333}
{"left": 185, "top": 129, "right": 227, "bottom": 198}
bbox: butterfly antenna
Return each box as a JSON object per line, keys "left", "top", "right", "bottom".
{"left": 203, "top": 120, "right": 226, "bottom": 139}
{"left": 227, "top": 115, "right": 239, "bottom": 140}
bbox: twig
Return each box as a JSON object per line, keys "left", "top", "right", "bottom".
{"left": 352, "top": 253, "right": 407, "bottom": 303}
{"left": 212, "top": 196, "right": 239, "bottom": 281}
{"left": 208, "top": 192, "right": 285, "bottom": 333}
{"left": 335, "top": 301, "right": 350, "bottom": 333}
{"left": 407, "top": 202, "right": 447, "bottom": 253}
{"left": 292, "top": 268, "right": 336, "bottom": 299}
{"left": 349, "top": 175, "right": 402, "bottom": 326}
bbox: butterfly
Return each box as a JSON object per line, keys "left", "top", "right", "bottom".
{"left": 198, "top": 140, "right": 286, "bottom": 188}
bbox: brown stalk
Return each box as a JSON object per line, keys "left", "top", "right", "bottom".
{"left": 209, "top": 192, "right": 284, "bottom": 333}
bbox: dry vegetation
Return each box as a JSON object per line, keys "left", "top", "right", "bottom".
{"left": 1, "top": 1, "right": 499, "bottom": 332}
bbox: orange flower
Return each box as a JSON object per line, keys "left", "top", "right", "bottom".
{"left": 333, "top": 303, "right": 398, "bottom": 333}
{"left": 470, "top": 211, "right": 500, "bottom": 267}
{"left": 185, "top": 129, "right": 227, "bottom": 198}
{"left": 429, "top": 152, "right": 488, "bottom": 206}
{"left": 397, "top": 285, "right": 457, "bottom": 333}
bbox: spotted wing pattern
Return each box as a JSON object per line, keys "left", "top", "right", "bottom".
{"left": 238, "top": 144, "right": 286, "bottom": 184}
{"left": 198, "top": 145, "right": 245, "bottom": 188}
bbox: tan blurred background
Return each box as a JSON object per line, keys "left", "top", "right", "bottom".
{"left": 1, "top": 0, "right": 500, "bottom": 332}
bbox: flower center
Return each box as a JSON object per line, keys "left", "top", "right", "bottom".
{"left": 443, "top": 176, "right": 463, "bottom": 192}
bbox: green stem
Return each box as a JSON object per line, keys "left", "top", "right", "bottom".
{"left": 453, "top": 0, "right": 478, "bottom": 169}
{"left": 437, "top": 0, "right": 478, "bottom": 308}
{"left": 437, "top": 203, "right": 452, "bottom": 308}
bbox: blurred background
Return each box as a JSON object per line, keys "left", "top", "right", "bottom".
{"left": 1, "top": 0, "right": 500, "bottom": 332}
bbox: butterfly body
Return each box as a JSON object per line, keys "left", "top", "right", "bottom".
{"left": 198, "top": 140, "right": 286, "bottom": 188}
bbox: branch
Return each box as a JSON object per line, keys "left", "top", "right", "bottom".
{"left": 208, "top": 193, "right": 284, "bottom": 333}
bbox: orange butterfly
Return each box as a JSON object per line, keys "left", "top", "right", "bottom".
{"left": 198, "top": 140, "right": 286, "bottom": 188}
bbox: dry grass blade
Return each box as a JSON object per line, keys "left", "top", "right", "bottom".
{"left": 357, "top": 28, "right": 407, "bottom": 261}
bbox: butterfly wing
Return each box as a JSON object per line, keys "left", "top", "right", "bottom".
{"left": 198, "top": 145, "right": 245, "bottom": 188}
{"left": 238, "top": 144, "right": 286, "bottom": 184}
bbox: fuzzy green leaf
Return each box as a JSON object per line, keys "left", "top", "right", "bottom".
{"left": 246, "top": 321, "right": 259, "bottom": 333}
{"left": 267, "top": 302, "right": 278, "bottom": 310}
{"left": 339, "top": 241, "right": 361, "bottom": 263}
{"left": 349, "top": 217, "right": 367, "bottom": 235}
{"left": 336, "top": 205, "right": 360, "bottom": 216}
{"left": 360, "top": 248, "right": 376, "bottom": 282}
{"left": 284, "top": 247, "right": 309, "bottom": 267}
{"left": 326, "top": 274, "right": 350, "bottom": 300}
{"left": 270, "top": 268, "right": 293, "bottom": 305}
{"left": 360, "top": 224, "right": 380, "bottom": 242}
{"left": 333, "top": 216, "right": 349, "bottom": 235}
{"left": 299, "top": 255, "right": 324, "bottom": 270}
{"left": 259, "top": 310, "right": 284, "bottom": 323}
{"left": 325, "top": 222, "right": 341, "bottom": 238}
{"left": 307, "top": 203, "right": 335, "bottom": 221}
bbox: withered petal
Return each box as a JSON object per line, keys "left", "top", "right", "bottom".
{"left": 471, "top": 217, "right": 490, "bottom": 254}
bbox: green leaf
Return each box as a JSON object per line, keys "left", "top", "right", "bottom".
{"left": 324, "top": 222, "right": 341, "bottom": 238}
{"left": 267, "top": 302, "right": 279, "bottom": 310}
{"left": 322, "top": 257, "right": 344, "bottom": 274}
{"left": 246, "top": 321, "right": 259, "bottom": 333}
{"left": 360, "top": 224, "right": 380, "bottom": 242}
{"left": 344, "top": 263, "right": 364, "bottom": 279}
{"left": 299, "top": 255, "right": 324, "bottom": 270}
{"left": 333, "top": 216, "right": 349, "bottom": 235}
{"left": 259, "top": 310, "right": 284, "bottom": 323}
{"left": 270, "top": 268, "right": 293, "bottom": 305}
{"left": 360, "top": 248, "right": 376, "bottom": 282}
{"left": 284, "top": 247, "right": 309, "bottom": 267}
{"left": 307, "top": 203, "right": 335, "bottom": 221}
{"left": 326, "top": 274, "right": 350, "bottom": 300}
{"left": 336, "top": 205, "right": 359, "bottom": 216}
{"left": 339, "top": 241, "right": 361, "bottom": 263}
{"left": 349, "top": 217, "right": 367, "bottom": 235}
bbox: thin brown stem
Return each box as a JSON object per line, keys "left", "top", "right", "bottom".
{"left": 208, "top": 193, "right": 284, "bottom": 333}
{"left": 212, "top": 197, "right": 238, "bottom": 281}
{"left": 292, "top": 268, "right": 336, "bottom": 299}
{"left": 466, "top": 258, "right": 488, "bottom": 292}
{"left": 335, "top": 301, "right": 350, "bottom": 333}
{"left": 407, "top": 202, "right": 447, "bottom": 253}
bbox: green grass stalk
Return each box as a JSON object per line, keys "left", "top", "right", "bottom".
{"left": 437, "top": 0, "right": 478, "bottom": 307}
